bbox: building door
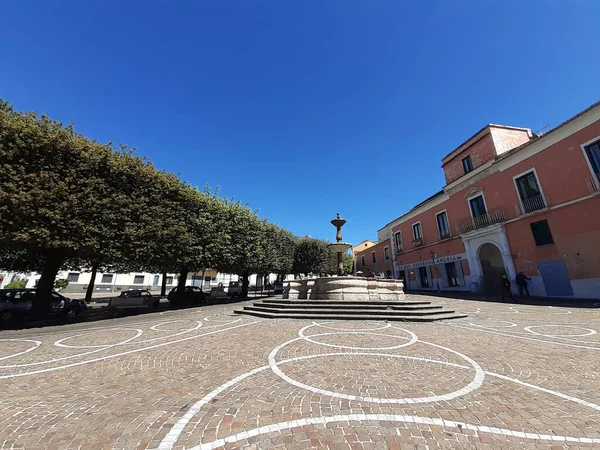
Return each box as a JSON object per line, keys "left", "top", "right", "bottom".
{"left": 445, "top": 262, "right": 459, "bottom": 287}
{"left": 397, "top": 270, "right": 406, "bottom": 284}
{"left": 478, "top": 243, "right": 505, "bottom": 294}
{"left": 418, "top": 267, "right": 429, "bottom": 288}
{"left": 538, "top": 260, "right": 573, "bottom": 296}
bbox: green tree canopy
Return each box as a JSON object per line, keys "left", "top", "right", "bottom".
{"left": 0, "top": 99, "right": 300, "bottom": 309}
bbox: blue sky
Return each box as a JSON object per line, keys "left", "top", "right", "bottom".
{"left": 1, "top": 1, "right": 599, "bottom": 244}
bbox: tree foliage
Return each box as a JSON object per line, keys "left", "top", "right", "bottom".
{"left": 4, "top": 279, "right": 27, "bottom": 289}
{"left": 0, "top": 99, "right": 302, "bottom": 310}
{"left": 292, "top": 238, "right": 330, "bottom": 276}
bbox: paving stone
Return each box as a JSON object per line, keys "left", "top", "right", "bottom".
{"left": 0, "top": 295, "right": 599, "bottom": 448}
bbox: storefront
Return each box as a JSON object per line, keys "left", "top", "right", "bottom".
{"left": 397, "top": 253, "right": 470, "bottom": 291}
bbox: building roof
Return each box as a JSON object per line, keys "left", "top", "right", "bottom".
{"left": 495, "top": 99, "right": 600, "bottom": 163}
{"left": 409, "top": 190, "right": 445, "bottom": 211}
{"left": 441, "top": 124, "right": 532, "bottom": 164}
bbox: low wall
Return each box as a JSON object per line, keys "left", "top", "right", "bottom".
{"left": 283, "top": 277, "right": 404, "bottom": 301}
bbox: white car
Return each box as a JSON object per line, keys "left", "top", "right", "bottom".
{"left": 109, "top": 290, "right": 160, "bottom": 311}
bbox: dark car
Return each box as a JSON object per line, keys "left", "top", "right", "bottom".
{"left": 0, "top": 288, "right": 87, "bottom": 326}
{"left": 167, "top": 286, "right": 206, "bottom": 305}
{"left": 273, "top": 282, "right": 284, "bottom": 294}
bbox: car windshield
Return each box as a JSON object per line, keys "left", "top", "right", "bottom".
{"left": 120, "top": 291, "right": 140, "bottom": 297}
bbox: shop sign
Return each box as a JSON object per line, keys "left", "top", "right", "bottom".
{"left": 397, "top": 253, "right": 466, "bottom": 271}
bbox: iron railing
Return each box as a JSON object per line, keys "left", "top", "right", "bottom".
{"left": 412, "top": 238, "right": 423, "bottom": 248}
{"left": 586, "top": 173, "right": 600, "bottom": 194}
{"left": 515, "top": 194, "right": 549, "bottom": 216}
{"left": 439, "top": 230, "right": 451, "bottom": 240}
{"left": 456, "top": 210, "right": 506, "bottom": 234}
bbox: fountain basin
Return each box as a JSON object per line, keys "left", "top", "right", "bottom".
{"left": 283, "top": 276, "right": 404, "bottom": 302}
{"left": 327, "top": 242, "right": 352, "bottom": 253}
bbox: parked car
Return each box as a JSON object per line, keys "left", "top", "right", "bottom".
{"left": 0, "top": 288, "right": 87, "bottom": 326}
{"left": 167, "top": 286, "right": 206, "bottom": 305}
{"left": 209, "top": 284, "right": 229, "bottom": 300}
{"left": 227, "top": 281, "right": 242, "bottom": 296}
{"left": 109, "top": 289, "right": 160, "bottom": 312}
{"left": 273, "top": 282, "right": 284, "bottom": 294}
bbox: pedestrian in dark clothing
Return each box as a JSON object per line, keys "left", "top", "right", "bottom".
{"left": 501, "top": 274, "right": 513, "bottom": 301}
{"left": 516, "top": 271, "right": 531, "bottom": 296}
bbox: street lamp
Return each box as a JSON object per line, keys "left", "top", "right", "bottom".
{"left": 429, "top": 251, "right": 441, "bottom": 292}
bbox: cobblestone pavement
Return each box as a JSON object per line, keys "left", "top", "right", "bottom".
{"left": 1, "top": 295, "right": 600, "bottom": 449}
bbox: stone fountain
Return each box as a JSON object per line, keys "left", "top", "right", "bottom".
{"left": 234, "top": 214, "right": 467, "bottom": 321}
{"left": 283, "top": 213, "right": 405, "bottom": 301}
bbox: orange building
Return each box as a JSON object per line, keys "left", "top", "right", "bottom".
{"left": 358, "top": 101, "right": 600, "bottom": 298}
{"left": 353, "top": 239, "right": 393, "bottom": 278}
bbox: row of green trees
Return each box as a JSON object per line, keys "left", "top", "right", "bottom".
{"left": 0, "top": 100, "right": 352, "bottom": 314}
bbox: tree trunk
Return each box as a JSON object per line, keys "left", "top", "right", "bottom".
{"left": 176, "top": 269, "right": 188, "bottom": 304}
{"left": 199, "top": 269, "right": 206, "bottom": 292}
{"left": 34, "top": 254, "right": 63, "bottom": 317}
{"left": 160, "top": 271, "right": 167, "bottom": 297}
{"left": 85, "top": 263, "right": 99, "bottom": 303}
{"left": 241, "top": 272, "right": 249, "bottom": 299}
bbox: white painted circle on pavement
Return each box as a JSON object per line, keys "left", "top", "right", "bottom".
{"left": 524, "top": 325, "right": 596, "bottom": 337}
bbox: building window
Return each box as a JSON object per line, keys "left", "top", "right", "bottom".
{"left": 419, "top": 267, "right": 429, "bottom": 288}
{"left": 445, "top": 263, "right": 459, "bottom": 287}
{"left": 584, "top": 139, "right": 600, "bottom": 180}
{"left": 412, "top": 222, "right": 422, "bottom": 240}
{"left": 371, "top": 251, "right": 376, "bottom": 264}
{"left": 515, "top": 170, "right": 545, "bottom": 213}
{"left": 384, "top": 247, "right": 390, "bottom": 260}
{"left": 361, "top": 255, "right": 365, "bottom": 266}
{"left": 530, "top": 220, "right": 554, "bottom": 246}
{"left": 204, "top": 276, "right": 212, "bottom": 283}
{"left": 101, "top": 274, "right": 113, "bottom": 284}
{"left": 469, "top": 195, "right": 487, "bottom": 218}
{"left": 67, "top": 272, "right": 80, "bottom": 283}
{"left": 436, "top": 211, "right": 451, "bottom": 240}
{"left": 462, "top": 156, "right": 473, "bottom": 174}
{"left": 133, "top": 275, "right": 145, "bottom": 284}
{"left": 166, "top": 276, "right": 174, "bottom": 285}
{"left": 394, "top": 232, "right": 403, "bottom": 253}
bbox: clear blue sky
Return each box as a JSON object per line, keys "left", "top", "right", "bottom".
{"left": 1, "top": 1, "right": 598, "bottom": 244}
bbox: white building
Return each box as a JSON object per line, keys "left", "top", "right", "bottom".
{"left": 0, "top": 269, "right": 285, "bottom": 293}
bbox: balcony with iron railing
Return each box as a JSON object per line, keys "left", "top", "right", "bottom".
{"left": 456, "top": 210, "right": 506, "bottom": 234}
{"left": 412, "top": 238, "right": 423, "bottom": 248}
{"left": 514, "top": 194, "right": 550, "bottom": 216}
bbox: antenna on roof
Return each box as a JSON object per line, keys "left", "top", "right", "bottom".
{"left": 535, "top": 124, "right": 549, "bottom": 136}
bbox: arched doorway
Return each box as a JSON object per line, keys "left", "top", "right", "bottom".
{"left": 478, "top": 243, "right": 506, "bottom": 294}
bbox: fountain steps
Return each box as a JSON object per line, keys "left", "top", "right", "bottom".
{"left": 235, "top": 300, "right": 467, "bottom": 322}
{"left": 260, "top": 299, "right": 433, "bottom": 307}
{"left": 255, "top": 301, "right": 442, "bottom": 311}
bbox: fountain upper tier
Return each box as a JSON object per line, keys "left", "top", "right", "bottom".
{"left": 327, "top": 242, "right": 352, "bottom": 254}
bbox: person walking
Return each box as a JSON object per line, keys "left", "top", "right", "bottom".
{"left": 516, "top": 271, "right": 531, "bottom": 297}
{"left": 501, "top": 274, "right": 513, "bottom": 302}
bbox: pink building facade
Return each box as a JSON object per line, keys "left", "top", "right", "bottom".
{"left": 360, "top": 101, "right": 600, "bottom": 298}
